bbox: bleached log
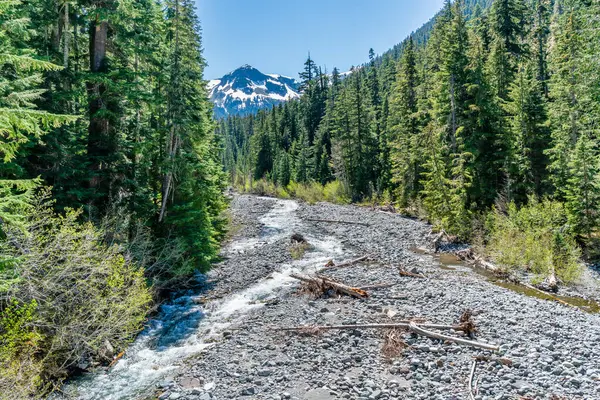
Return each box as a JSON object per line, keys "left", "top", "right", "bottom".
{"left": 275, "top": 322, "right": 500, "bottom": 352}
{"left": 408, "top": 322, "right": 499, "bottom": 351}
{"left": 318, "top": 254, "right": 370, "bottom": 272}
{"left": 306, "top": 218, "right": 370, "bottom": 227}
{"left": 290, "top": 273, "right": 368, "bottom": 298}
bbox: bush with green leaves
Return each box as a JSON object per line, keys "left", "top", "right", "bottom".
{"left": 0, "top": 194, "right": 152, "bottom": 397}
{"left": 486, "top": 198, "right": 581, "bottom": 283}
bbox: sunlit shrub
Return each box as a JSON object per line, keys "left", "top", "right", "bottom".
{"left": 323, "top": 181, "right": 351, "bottom": 204}
{"left": 0, "top": 300, "right": 44, "bottom": 398}
{"left": 0, "top": 194, "right": 152, "bottom": 396}
{"left": 486, "top": 198, "right": 581, "bottom": 283}
{"left": 295, "top": 181, "right": 325, "bottom": 204}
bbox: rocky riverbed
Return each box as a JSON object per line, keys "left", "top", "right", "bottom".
{"left": 158, "top": 195, "right": 600, "bottom": 400}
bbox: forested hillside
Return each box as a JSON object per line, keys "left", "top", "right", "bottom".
{"left": 0, "top": 0, "right": 224, "bottom": 396}
{"left": 219, "top": 0, "right": 600, "bottom": 284}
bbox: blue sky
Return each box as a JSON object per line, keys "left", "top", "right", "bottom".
{"left": 196, "top": 0, "right": 446, "bottom": 80}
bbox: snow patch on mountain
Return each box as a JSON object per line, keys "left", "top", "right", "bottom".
{"left": 208, "top": 65, "right": 300, "bottom": 118}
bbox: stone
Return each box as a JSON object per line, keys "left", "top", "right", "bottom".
{"left": 179, "top": 377, "right": 202, "bottom": 389}
{"left": 240, "top": 387, "right": 256, "bottom": 396}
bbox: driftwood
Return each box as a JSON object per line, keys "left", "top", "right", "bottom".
{"left": 108, "top": 351, "right": 125, "bottom": 368}
{"left": 276, "top": 322, "right": 499, "bottom": 351}
{"left": 521, "top": 282, "right": 574, "bottom": 308}
{"left": 398, "top": 267, "right": 426, "bottom": 279}
{"left": 538, "top": 269, "right": 559, "bottom": 292}
{"left": 431, "top": 229, "right": 450, "bottom": 252}
{"left": 455, "top": 249, "right": 571, "bottom": 307}
{"left": 408, "top": 322, "right": 499, "bottom": 351}
{"left": 306, "top": 218, "right": 370, "bottom": 227}
{"left": 290, "top": 273, "right": 368, "bottom": 298}
{"left": 468, "top": 360, "right": 477, "bottom": 400}
{"left": 276, "top": 322, "right": 459, "bottom": 332}
{"left": 455, "top": 248, "right": 502, "bottom": 274}
{"left": 318, "top": 254, "right": 370, "bottom": 272}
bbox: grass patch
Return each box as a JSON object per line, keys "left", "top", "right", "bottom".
{"left": 290, "top": 241, "right": 310, "bottom": 260}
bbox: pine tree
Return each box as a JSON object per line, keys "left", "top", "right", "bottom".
{"left": 86, "top": 0, "right": 119, "bottom": 215}
{"left": 158, "top": 0, "right": 225, "bottom": 273}
{"left": 564, "top": 133, "right": 600, "bottom": 238}
{"left": 293, "top": 131, "right": 312, "bottom": 183}
{"left": 419, "top": 0, "right": 473, "bottom": 236}
{"left": 487, "top": 0, "right": 527, "bottom": 99}
{"left": 503, "top": 61, "right": 550, "bottom": 203}
{"left": 0, "top": 0, "right": 75, "bottom": 231}
{"left": 464, "top": 15, "right": 503, "bottom": 208}
{"left": 390, "top": 36, "right": 420, "bottom": 205}
{"left": 546, "top": 7, "right": 585, "bottom": 196}
{"left": 366, "top": 49, "right": 385, "bottom": 192}
{"left": 532, "top": 0, "right": 551, "bottom": 97}
{"left": 298, "top": 55, "right": 326, "bottom": 146}
{"left": 275, "top": 152, "right": 291, "bottom": 187}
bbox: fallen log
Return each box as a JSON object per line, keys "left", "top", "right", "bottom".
{"left": 290, "top": 273, "right": 368, "bottom": 298}
{"left": 455, "top": 250, "right": 572, "bottom": 307}
{"left": 455, "top": 248, "right": 502, "bottom": 275}
{"left": 398, "top": 267, "right": 426, "bottom": 279}
{"left": 521, "top": 282, "right": 574, "bottom": 308}
{"left": 275, "top": 322, "right": 500, "bottom": 351}
{"left": 408, "top": 322, "right": 499, "bottom": 351}
{"left": 318, "top": 254, "right": 370, "bottom": 272}
{"left": 306, "top": 218, "right": 370, "bottom": 227}
{"left": 275, "top": 322, "right": 458, "bottom": 332}
{"left": 468, "top": 360, "right": 477, "bottom": 400}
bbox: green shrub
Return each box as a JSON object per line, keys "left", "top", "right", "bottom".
{"left": 486, "top": 198, "right": 581, "bottom": 283}
{"left": 238, "top": 178, "right": 350, "bottom": 205}
{"left": 275, "top": 186, "right": 290, "bottom": 199}
{"left": 294, "top": 181, "right": 326, "bottom": 204}
{"left": 0, "top": 300, "right": 44, "bottom": 398}
{"left": 0, "top": 195, "right": 152, "bottom": 396}
{"left": 323, "top": 181, "right": 351, "bottom": 204}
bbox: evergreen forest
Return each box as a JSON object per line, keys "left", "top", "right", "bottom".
{"left": 1, "top": 0, "right": 600, "bottom": 396}
{"left": 0, "top": 0, "right": 225, "bottom": 395}
{"left": 220, "top": 0, "right": 600, "bottom": 282}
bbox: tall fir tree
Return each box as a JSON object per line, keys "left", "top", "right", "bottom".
{"left": 390, "top": 36, "right": 421, "bottom": 205}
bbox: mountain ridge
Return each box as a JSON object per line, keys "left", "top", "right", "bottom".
{"left": 208, "top": 65, "right": 300, "bottom": 119}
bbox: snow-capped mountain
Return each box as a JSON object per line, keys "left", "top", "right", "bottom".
{"left": 208, "top": 65, "right": 300, "bottom": 118}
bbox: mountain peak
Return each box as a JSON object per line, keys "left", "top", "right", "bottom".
{"left": 208, "top": 66, "right": 300, "bottom": 118}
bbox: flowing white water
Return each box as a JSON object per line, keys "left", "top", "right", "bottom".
{"left": 57, "top": 198, "right": 343, "bottom": 400}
